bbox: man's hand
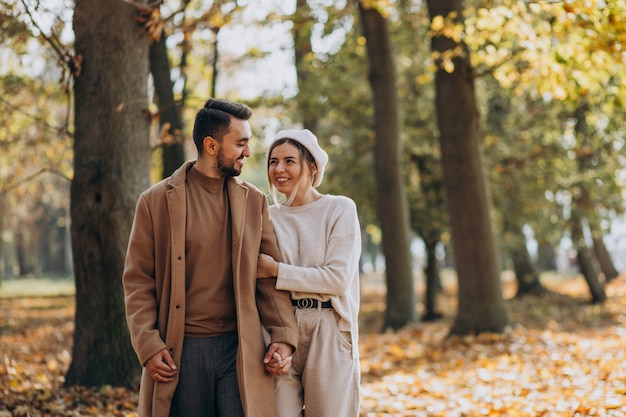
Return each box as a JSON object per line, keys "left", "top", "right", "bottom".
{"left": 263, "top": 342, "right": 293, "bottom": 376}
{"left": 145, "top": 349, "right": 177, "bottom": 382}
{"left": 257, "top": 253, "right": 279, "bottom": 279}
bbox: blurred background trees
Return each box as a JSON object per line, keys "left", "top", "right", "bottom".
{"left": 1, "top": 0, "right": 625, "bottom": 385}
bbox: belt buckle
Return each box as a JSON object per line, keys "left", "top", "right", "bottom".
{"left": 297, "top": 298, "right": 314, "bottom": 308}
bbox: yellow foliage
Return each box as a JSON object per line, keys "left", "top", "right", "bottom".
{"left": 442, "top": 58, "right": 455, "bottom": 73}
{"left": 431, "top": 15, "right": 444, "bottom": 32}
{"left": 463, "top": 0, "right": 626, "bottom": 106}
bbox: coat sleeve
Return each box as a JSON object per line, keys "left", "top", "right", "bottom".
{"left": 255, "top": 195, "right": 298, "bottom": 350}
{"left": 122, "top": 194, "right": 168, "bottom": 366}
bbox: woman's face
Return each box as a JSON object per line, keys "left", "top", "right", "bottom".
{"left": 268, "top": 142, "right": 314, "bottom": 198}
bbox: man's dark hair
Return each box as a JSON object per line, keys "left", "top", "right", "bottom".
{"left": 192, "top": 98, "right": 252, "bottom": 152}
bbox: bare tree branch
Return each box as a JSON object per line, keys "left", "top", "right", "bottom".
{"left": 3, "top": 168, "right": 72, "bottom": 193}
{"left": 19, "top": 0, "right": 69, "bottom": 66}
{"left": 0, "top": 96, "right": 73, "bottom": 139}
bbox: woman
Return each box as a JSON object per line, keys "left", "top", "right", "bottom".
{"left": 257, "top": 129, "right": 361, "bottom": 417}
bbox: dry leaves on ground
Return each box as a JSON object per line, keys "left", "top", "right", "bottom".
{"left": 359, "top": 274, "right": 626, "bottom": 416}
{"left": 0, "top": 297, "right": 138, "bottom": 417}
{"left": 1, "top": 274, "right": 625, "bottom": 416}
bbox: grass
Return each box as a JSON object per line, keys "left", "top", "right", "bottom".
{"left": 0, "top": 275, "right": 75, "bottom": 298}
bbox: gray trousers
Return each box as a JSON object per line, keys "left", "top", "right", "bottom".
{"left": 170, "top": 333, "right": 244, "bottom": 417}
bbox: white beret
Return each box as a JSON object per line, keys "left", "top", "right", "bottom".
{"left": 270, "top": 129, "right": 329, "bottom": 188}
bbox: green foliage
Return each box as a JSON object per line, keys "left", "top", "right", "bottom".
{"left": 273, "top": 3, "right": 379, "bottom": 226}
{"left": 392, "top": 1, "right": 448, "bottom": 243}
{"left": 308, "top": 30, "right": 377, "bottom": 226}
{"left": 2, "top": 0, "right": 626, "bottom": 277}
{"left": 460, "top": 0, "right": 626, "bottom": 250}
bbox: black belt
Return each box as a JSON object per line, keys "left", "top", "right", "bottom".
{"left": 291, "top": 298, "right": 332, "bottom": 309}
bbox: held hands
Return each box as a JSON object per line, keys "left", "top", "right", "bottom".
{"left": 146, "top": 349, "right": 178, "bottom": 382}
{"left": 263, "top": 342, "right": 293, "bottom": 376}
{"left": 257, "top": 253, "right": 279, "bottom": 279}
{"left": 146, "top": 342, "right": 291, "bottom": 381}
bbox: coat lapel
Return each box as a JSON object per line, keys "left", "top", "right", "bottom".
{"left": 227, "top": 178, "right": 248, "bottom": 281}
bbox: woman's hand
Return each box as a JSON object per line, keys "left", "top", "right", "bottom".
{"left": 257, "top": 253, "right": 279, "bottom": 279}
{"left": 263, "top": 342, "right": 294, "bottom": 376}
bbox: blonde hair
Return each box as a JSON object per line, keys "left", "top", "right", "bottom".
{"left": 267, "top": 138, "right": 317, "bottom": 206}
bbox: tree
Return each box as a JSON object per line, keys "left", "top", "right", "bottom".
{"left": 463, "top": 0, "right": 626, "bottom": 294}
{"left": 280, "top": 3, "right": 380, "bottom": 276}
{"left": 0, "top": 1, "right": 73, "bottom": 283}
{"left": 358, "top": 1, "right": 417, "bottom": 330}
{"left": 569, "top": 100, "right": 607, "bottom": 303}
{"left": 591, "top": 227, "right": 619, "bottom": 282}
{"left": 426, "top": 0, "right": 509, "bottom": 335}
{"left": 148, "top": 0, "right": 246, "bottom": 180}
{"left": 292, "top": 0, "right": 320, "bottom": 132}
{"left": 408, "top": 153, "right": 446, "bottom": 319}
{"left": 481, "top": 81, "right": 550, "bottom": 297}
{"left": 149, "top": 26, "right": 186, "bottom": 179}
{"left": 66, "top": 0, "right": 151, "bottom": 387}
{"left": 394, "top": 0, "right": 447, "bottom": 320}
{"left": 281, "top": 2, "right": 377, "bottom": 227}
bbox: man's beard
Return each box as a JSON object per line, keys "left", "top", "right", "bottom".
{"left": 217, "top": 149, "right": 242, "bottom": 177}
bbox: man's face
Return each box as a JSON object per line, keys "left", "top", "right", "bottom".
{"left": 216, "top": 118, "right": 252, "bottom": 177}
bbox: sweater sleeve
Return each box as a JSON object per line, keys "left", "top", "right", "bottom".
{"left": 275, "top": 197, "right": 361, "bottom": 297}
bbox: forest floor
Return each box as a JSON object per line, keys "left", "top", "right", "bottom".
{"left": 1, "top": 271, "right": 625, "bottom": 416}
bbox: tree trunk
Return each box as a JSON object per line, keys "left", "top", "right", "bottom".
{"left": 150, "top": 32, "right": 185, "bottom": 179}
{"left": 573, "top": 229, "right": 608, "bottom": 303}
{"left": 67, "top": 0, "right": 151, "bottom": 387}
{"left": 571, "top": 212, "right": 607, "bottom": 303}
{"left": 577, "top": 247, "right": 607, "bottom": 303}
{"left": 591, "top": 234, "right": 619, "bottom": 282}
{"left": 408, "top": 153, "right": 446, "bottom": 320}
{"left": 511, "top": 240, "right": 545, "bottom": 297}
{"left": 426, "top": 0, "right": 509, "bottom": 335}
{"left": 0, "top": 192, "right": 5, "bottom": 286}
{"left": 364, "top": 231, "right": 379, "bottom": 273}
{"left": 570, "top": 101, "right": 607, "bottom": 303}
{"left": 15, "top": 231, "right": 34, "bottom": 276}
{"left": 407, "top": 152, "right": 446, "bottom": 320}
{"left": 358, "top": 3, "right": 417, "bottom": 330}
{"left": 502, "top": 218, "right": 544, "bottom": 297}
{"left": 536, "top": 241, "right": 557, "bottom": 271}
{"left": 40, "top": 208, "right": 69, "bottom": 275}
{"left": 293, "top": 0, "right": 320, "bottom": 132}
{"left": 423, "top": 238, "right": 443, "bottom": 321}
{"left": 209, "top": 25, "right": 221, "bottom": 98}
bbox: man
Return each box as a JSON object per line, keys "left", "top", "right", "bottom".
{"left": 122, "top": 98, "right": 298, "bottom": 417}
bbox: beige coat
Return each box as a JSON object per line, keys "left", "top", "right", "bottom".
{"left": 122, "top": 161, "right": 298, "bottom": 417}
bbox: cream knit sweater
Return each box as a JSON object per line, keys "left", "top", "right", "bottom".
{"left": 271, "top": 194, "right": 361, "bottom": 358}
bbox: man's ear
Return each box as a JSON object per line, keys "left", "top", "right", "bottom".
{"left": 203, "top": 136, "right": 218, "bottom": 155}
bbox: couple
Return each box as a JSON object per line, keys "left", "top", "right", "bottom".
{"left": 122, "top": 98, "right": 361, "bottom": 417}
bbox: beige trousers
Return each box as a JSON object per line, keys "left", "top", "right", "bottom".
{"left": 274, "top": 307, "right": 360, "bottom": 417}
